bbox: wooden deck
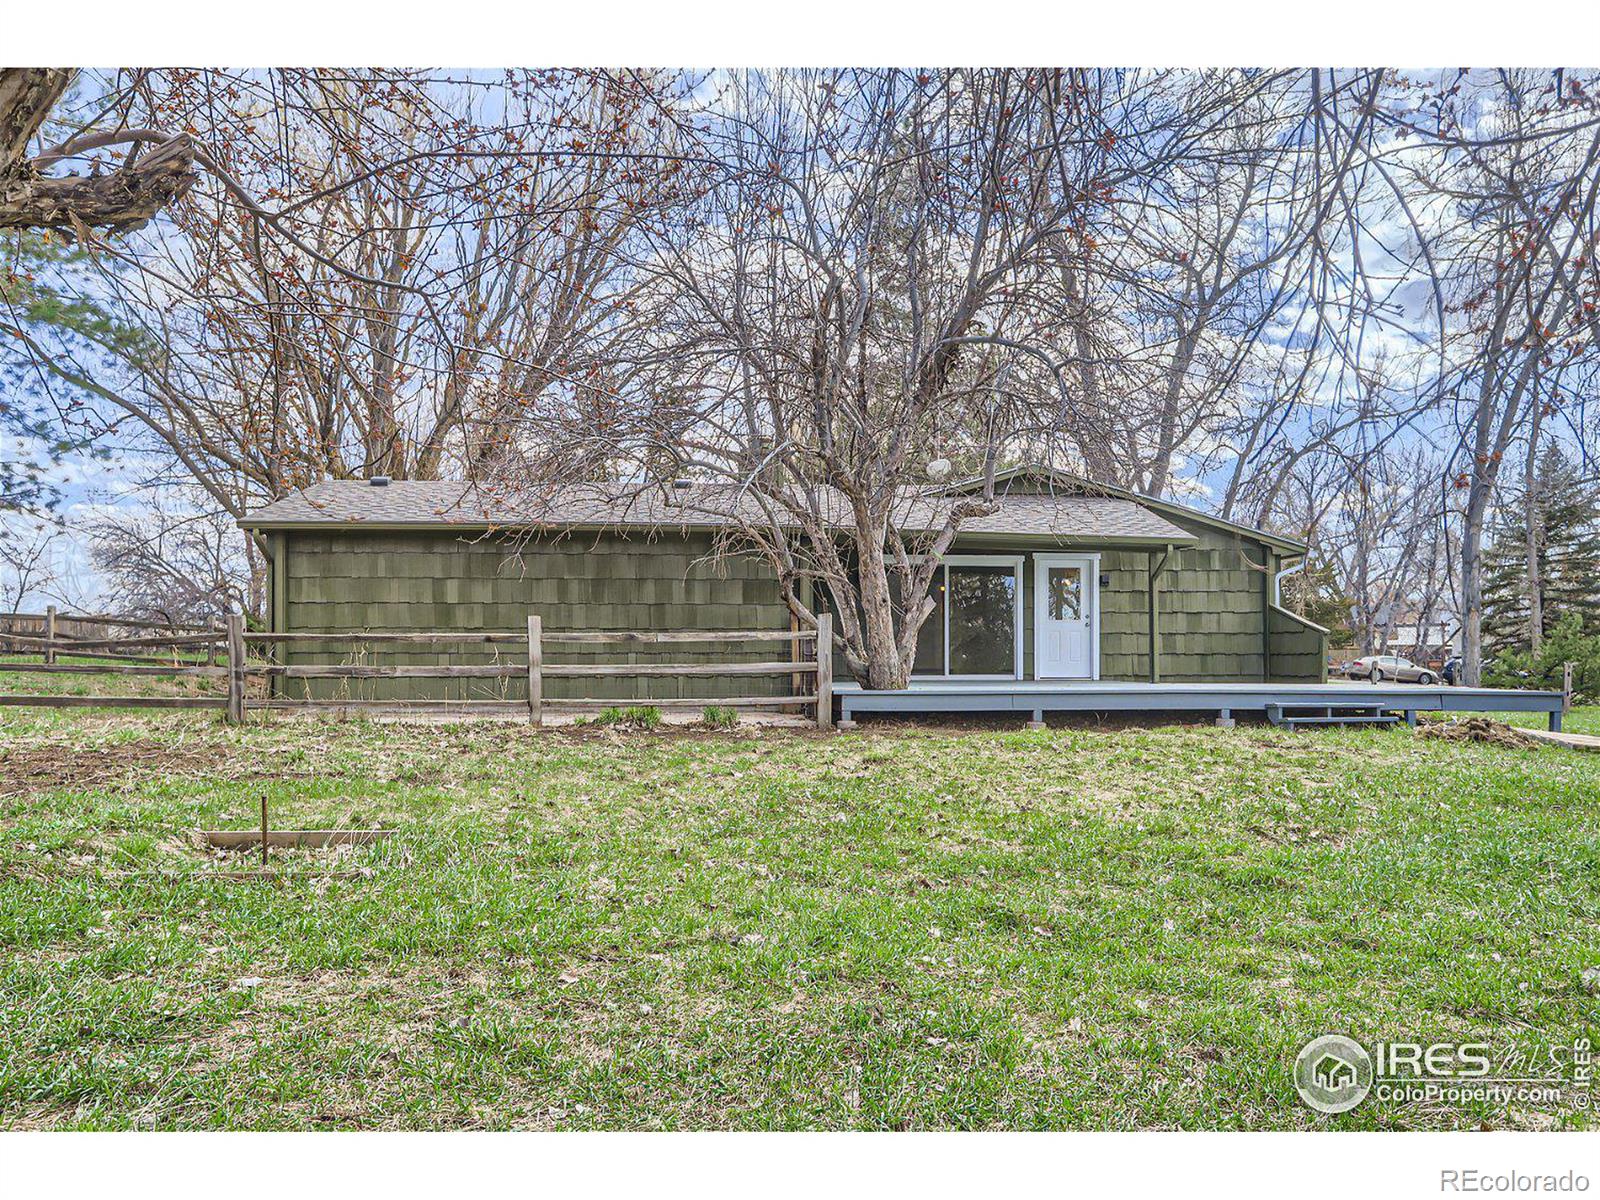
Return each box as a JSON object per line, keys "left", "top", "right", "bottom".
{"left": 832, "top": 679, "right": 1568, "bottom": 731}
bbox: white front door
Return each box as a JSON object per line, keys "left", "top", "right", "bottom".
{"left": 1035, "top": 555, "right": 1098, "bottom": 679}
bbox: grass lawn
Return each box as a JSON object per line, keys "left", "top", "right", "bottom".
{"left": 2, "top": 700, "right": 1598, "bottom": 1130}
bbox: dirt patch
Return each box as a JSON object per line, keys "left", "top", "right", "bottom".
{"left": 0, "top": 739, "right": 233, "bottom": 799}
{"left": 1415, "top": 716, "right": 1536, "bottom": 749}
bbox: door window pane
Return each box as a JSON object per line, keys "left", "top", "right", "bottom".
{"left": 1048, "top": 566, "right": 1082, "bottom": 621}
{"left": 948, "top": 565, "right": 1016, "bottom": 675}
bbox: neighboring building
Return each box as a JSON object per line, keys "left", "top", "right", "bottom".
{"left": 237, "top": 465, "right": 1327, "bottom": 703}
{"left": 1385, "top": 609, "right": 1461, "bottom": 664}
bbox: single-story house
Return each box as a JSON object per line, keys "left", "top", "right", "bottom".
{"left": 237, "top": 465, "right": 1328, "bottom": 705}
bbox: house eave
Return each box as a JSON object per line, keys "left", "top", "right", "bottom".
{"left": 238, "top": 518, "right": 1202, "bottom": 551}
{"left": 948, "top": 532, "right": 1199, "bottom": 550}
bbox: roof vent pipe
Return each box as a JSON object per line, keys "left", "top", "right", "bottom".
{"left": 369, "top": 475, "right": 391, "bottom": 487}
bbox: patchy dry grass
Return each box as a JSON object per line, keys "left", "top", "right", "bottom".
{"left": 2, "top": 705, "right": 1598, "bottom": 1130}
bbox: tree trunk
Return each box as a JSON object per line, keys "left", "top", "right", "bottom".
{"left": 852, "top": 518, "right": 910, "bottom": 690}
{"left": 1524, "top": 412, "right": 1545, "bottom": 655}
{"left": 1144, "top": 322, "right": 1202, "bottom": 497}
{"left": 0, "top": 70, "right": 71, "bottom": 171}
{"left": 1461, "top": 477, "right": 1491, "bottom": 688}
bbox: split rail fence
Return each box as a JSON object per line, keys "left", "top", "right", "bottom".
{"left": 0, "top": 607, "right": 230, "bottom": 713}
{"left": 0, "top": 609, "right": 834, "bottom": 728}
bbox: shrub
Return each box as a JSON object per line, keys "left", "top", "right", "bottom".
{"left": 701, "top": 705, "right": 738, "bottom": 729}
{"left": 1484, "top": 613, "right": 1600, "bottom": 701}
{"left": 592, "top": 704, "right": 663, "bottom": 728}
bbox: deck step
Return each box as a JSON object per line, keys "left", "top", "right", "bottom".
{"left": 1280, "top": 720, "right": 1395, "bottom": 729}
{"left": 1282, "top": 714, "right": 1400, "bottom": 727}
{"left": 1267, "top": 703, "right": 1403, "bottom": 730}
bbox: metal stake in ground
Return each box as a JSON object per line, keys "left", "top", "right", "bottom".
{"left": 260, "top": 793, "right": 269, "bottom": 868}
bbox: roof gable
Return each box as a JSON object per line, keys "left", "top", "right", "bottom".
{"left": 947, "top": 464, "right": 1308, "bottom": 555}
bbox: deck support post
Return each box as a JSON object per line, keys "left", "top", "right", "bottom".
{"left": 1215, "top": 708, "right": 1234, "bottom": 729}
{"left": 836, "top": 699, "right": 856, "bottom": 732}
{"left": 1027, "top": 708, "right": 1045, "bottom": 731}
{"left": 1405, "top": 710, "right": 1417, "bottom": 728}
{"left": 1551, "top": 709, "right": 1563, "bottom": 733}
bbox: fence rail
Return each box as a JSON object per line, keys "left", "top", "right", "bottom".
{"left": 0, "top": 606, "right": 226, "bottom": 667}
{"left": 247, "top": 614, "right": 833, "bottom": 728}
{"left": 0, "top": 607, "right": 230, "bottom": 712}
{"left": 1, "top": 609, "right": 216, "bottom": 631}
{"left": 2, "top": 610, "right": 834, "bottom": 727}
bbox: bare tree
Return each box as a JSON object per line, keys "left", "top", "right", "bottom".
{"left": 1120, "top": 73, "right": 1382, "bottom": 497}
{"left": 1311, "top": 446, "right": 1451, "bottom": 654}
{"left": 87, "top": 496, "right": 246, "bottom": 624}
{"left": 4, "top": 69, "right": 698, "bottom": 609}
{"left": 1414, "top": 73, "right": 1600, "bottom": 684}
{"left": 0, "top": 69, "right": 195, "bottom": 233}
{"left": 0, "top": 512, "right": 67, "bottom": 611}
{"left": 501, "top": 70, "right": 1132, "bottom": 686}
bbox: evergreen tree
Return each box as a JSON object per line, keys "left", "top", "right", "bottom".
{"left": 1482, "top": 446, "right": 1600, "bottom": 654}
{"left": 1, "top": 230, "right": 135, "bottom": 515}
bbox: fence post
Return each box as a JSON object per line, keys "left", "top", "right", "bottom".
{"left": 526, "top": 614, "right": 543, "bottom": 726}
{"left": 1563, "top": 660, "right": 1574, "bottom": 714}
{"left": 226, "top": 612, "right": 244, "bottom": 725}
{"left": 44, "top": 605, "right": 56, "bottom": 665}
{"left": 814, "top": 612, "right": 833, "bottom": 730}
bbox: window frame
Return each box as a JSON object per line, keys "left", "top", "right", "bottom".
{"left": 907, "top": 554, "right": 1025, "bottom": 681}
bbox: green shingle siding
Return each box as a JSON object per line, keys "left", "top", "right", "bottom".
{"left": 268, "top": 514, "right": 1326, "bottom": 701}
{"left": 1268, "top": 605, "right": 1329, "bottom": 683}
{"left": 278, "top": 529, "right": 795, "bottom": 702}
{"left": 951, "top": 523, "right": 1301, "bottom": 684}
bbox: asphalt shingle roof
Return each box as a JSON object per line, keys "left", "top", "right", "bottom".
{"left": 238, "top": 479, "right": 1196, "bottom": 544}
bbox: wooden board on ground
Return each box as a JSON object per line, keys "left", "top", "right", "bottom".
{"left": 199, "top": 829, "right": 395, "bottom": 849}
{"left": 1513, "top": 727, "right": 1600, "bottom": 752}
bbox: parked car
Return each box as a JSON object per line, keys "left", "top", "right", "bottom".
{"left": 1441, "top": 656, "right": 1462, "bottom": 686}
{"left": 1342, "top": 654, "right": 1440, "bottom": 684}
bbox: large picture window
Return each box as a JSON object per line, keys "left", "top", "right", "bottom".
{"left": 903, "top": 556, "right": 1023, "bottom": 679}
